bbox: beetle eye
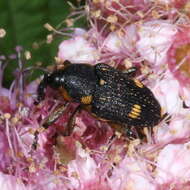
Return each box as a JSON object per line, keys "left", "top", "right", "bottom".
{"left": 60, "top": 77, "right": 64, "bottom": 83}
{"left": 55, "top": 77, "right": 60, "bottom": 82}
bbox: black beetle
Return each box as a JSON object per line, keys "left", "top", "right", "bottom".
{"left": 34, "top": 62, "right": 161, "bottom": 143}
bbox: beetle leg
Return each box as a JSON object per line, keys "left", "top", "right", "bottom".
{"left": 31, "top": 130, "right": 39, "bottom": 150}
{"left": 43, "top": 103, "right": 70, "bottom": 129}
{"left": 123, "top": 125, "right": 146, "bottom": 140}
{"left": 63, "top": 104, "right": 82, "bottom": 136}
{"left": 122, "top": 67, "right": 137, "bottom": 78}
{"left": 31, "top": 103, "right": 70, "bottom": 150}
{"left": 124, "top": 125, "right": 138, "bottom": 139}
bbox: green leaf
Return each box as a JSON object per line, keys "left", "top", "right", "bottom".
{"left": 0, "top": 0, "right": 86, "bottom": 87}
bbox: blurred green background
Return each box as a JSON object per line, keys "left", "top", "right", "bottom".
{"left": 0, "top": 0, "right": 86, "bottom": 87}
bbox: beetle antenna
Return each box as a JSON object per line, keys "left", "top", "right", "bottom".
{"left": 34, "top": 73, "right": 49, "bottom": 105}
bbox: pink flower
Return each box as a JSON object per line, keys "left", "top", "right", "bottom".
{"left": 155, "top": 114, "right": 190, "bottom": 143}
{"left": 67, "top": 144, "right": 110, "bottom": 190}
{"left": 167, "top": 26, "right": 190, "bottom": 87}
{"left": 155, "top": 143, "right": 190, "bottom": 188}
{"left": 89, "top": 0, "right": 151, "bottom": 31}
{"left": 109, "top": 156, "right": 157, "bottom": 190}
{"left": 1, "top": 0, "right": 190, "bottom": 189}
{"left": 58, "top": 36, "right": 99, "bottom": 64}
{"left": 0, "top": 172, "right": 29, "bottom": 190}
{"left": 103, "top": 24, "right": 138, "bottom": 54}
{"left": 136, "top": 20, "right": 177, "bottom": 66}
{"left": 153, "top": 72, "right": 182, "bottom": 115}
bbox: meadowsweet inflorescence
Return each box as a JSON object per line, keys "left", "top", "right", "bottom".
{"left": 1, "top": 0, "right": 190, "bottom": 189}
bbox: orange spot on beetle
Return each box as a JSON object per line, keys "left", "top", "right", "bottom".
{"left": 81, "top": 95, "right": 93, "bottom": 104}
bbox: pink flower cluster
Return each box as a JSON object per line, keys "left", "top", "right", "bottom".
{"left": 1, "top": 0, "right": 190, "bottom": 189}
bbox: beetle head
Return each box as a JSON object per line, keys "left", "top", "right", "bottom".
{"left": 35, "top": 71, "right": 65, "bottom": 105}
{"left": 45, "top": 71, "right": 65, "bottom": 89}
